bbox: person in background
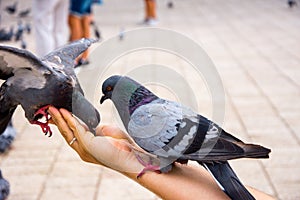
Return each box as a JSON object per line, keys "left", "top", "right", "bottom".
{"left": 142, "top": 0, "right": 158, "bottom": 26}
{"left": 32, "top": 0, "right": 69, "bottom": 57}
{"left": 68, "top": 0, "right": 93, "bottom": 67}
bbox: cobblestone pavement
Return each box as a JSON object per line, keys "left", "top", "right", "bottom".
{"left": 1, "top": 0, "right": 300, "bottom": 199}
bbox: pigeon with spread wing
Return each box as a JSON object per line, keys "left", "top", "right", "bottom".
{"left": 0, "top": 38, "right": 100, "bottom": 136}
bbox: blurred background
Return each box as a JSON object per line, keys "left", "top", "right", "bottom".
{"left": 0, "top": 0, "right": 300, "bottom": 199}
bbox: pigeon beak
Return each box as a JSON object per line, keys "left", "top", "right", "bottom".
{"left": 100, "top": 95, "right": 108, "bottom": 104}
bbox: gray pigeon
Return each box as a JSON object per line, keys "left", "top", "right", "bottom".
{"left": 0, "top": 170, "right": 9, "bottom": 200}
{"left": 0, "top": 38, "right": 100, "bottom": 136}
{"left": 5, "top": 2, "right": 17, "bottom": 15}
{"left": 100, "top": 75, "right": 271, "bottom": 200}
{"left": 0, "top": 121, "right": 16, "bottom": 153}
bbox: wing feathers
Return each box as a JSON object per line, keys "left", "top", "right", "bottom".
{"left": 0, "top": 45, "right": 46, "bottom": 80}
{"left": 42, "top": 38, "right": 98, "bottom": 68}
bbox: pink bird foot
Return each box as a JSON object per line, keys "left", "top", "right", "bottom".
{"left": 30, "top": 105, "right": 52, "bottom": 137}
{"left": 136, "top": 154, "right": 161, "bottom": 178}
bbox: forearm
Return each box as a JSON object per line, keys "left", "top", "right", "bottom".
{"left": 123, "top": 163, "right": 229, "bottom": 200}
{"left": 121, "top": 163, "right": 275, "bottom": 200}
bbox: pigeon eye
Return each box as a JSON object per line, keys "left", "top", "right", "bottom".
{"left": 106, "top": 86, "right": 112, "bottom": 91}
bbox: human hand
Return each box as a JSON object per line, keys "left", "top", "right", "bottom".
{"left": 48, "top": 106, "right": 146, "bottom": 175}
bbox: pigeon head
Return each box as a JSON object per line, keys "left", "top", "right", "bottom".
{"left": 100, "top": 75, "right": 148, "bottom": 105}
{"left": 100, "top": 75, "right": 122, "bottom": 104}
{"left": 100, "top": 75, "right": 159, "bottom": 127}
{"left": 100, "top": 75, "right": 159, "bottom": 115}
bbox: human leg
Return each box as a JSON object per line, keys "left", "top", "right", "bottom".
{"left": 54, "top": 0, "right": 69, "bottom": 48}
{"left": 32, "top": 0, "right": 55, "bottom": 56}
{"left": 68, "top": 14, "right": 83, "bottom": 41}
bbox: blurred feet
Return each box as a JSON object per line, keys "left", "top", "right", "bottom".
{"left": 75, "top": 58, "right": 90, "bottom": 68}
{"left": 139, "top": 18, "right": 158, "bottom": 26}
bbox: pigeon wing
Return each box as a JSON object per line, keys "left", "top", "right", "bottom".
{"left": 181, "top": 126, "right": 270, "bottom": 162}
{"left": 128, "top": 98, "right": 266, "bottom": 162}
{"left": 128, "top": 100, "right": 182, "bottom": 152}
{"left": 128, "top": 99, "right": 200, "bottom": 159}
{"left": 42, "top": 38, "right": 98, "bottom": 69}
{"left": 0, "top": 45, "right": 48, "bottom": 80}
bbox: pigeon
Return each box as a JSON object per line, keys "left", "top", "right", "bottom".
{"left": 288, "top": 0, "right": 297, "bottom": 8}
{"left": 0, "top": 170, "right": 9, "bottom": 200}
{"left": 14, "top": 21, "right": 24, "bottom": 41}
{"left": 90, "top": 21, "right": 101, "bottom": 40}
{"left": 0, "top": 38, "right": 100, "bottom": 136}
{"left": 5, "top": 2, "right": 17, "bottom": 15}
{"left": 0, "top": 27, "right": 14, "bottom": 42}
{"left": 167, "top": 1, "right": 174, "bottom": 8}
{"left": 25, "top": 23, "right": 31, "bottom": 34}
{"left": 100, "top": 75, "right": 271, "bottom": 200}
{"left": 18, "top": 8, "right": 31, "bottom": 18}
{"left": 119, "top": 28, "right": 125, "bottom": 41}
{"left": 21, "top": 38, "right": 27, "bottom": 49}
{"left": 0, "top": 121, "right": 16, "bottom": 153}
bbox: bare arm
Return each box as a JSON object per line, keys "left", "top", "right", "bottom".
{"left": 125, "top": 163, "right": 274, "bottom": 200}
{"left": 48, "top": 107, "right": 275, "bottom": 200}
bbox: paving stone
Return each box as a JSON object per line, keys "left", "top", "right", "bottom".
{"left": 40, "top": 186, "right": 96, "bottom": 200}
{"left": 97, "top": 169, "right": 156, "bottom": 200}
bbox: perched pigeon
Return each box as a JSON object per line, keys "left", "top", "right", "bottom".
{"left": 0, "top": 121, "right": 16, "bottom": 153}
{"left": 0, "top": 170, "right": 9, "bottom": 200}
{"left": 0, "top": 38, "right": 100, "bottom": 136}
{"left": 100, "top": 75, "right": 271, "bottom": 200}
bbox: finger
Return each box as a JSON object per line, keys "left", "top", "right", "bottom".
{"left": 59, "top": 108, "right": 89, "bottom": 133}
{"left": 72, "top": 115, "right": 89, "bottom": 131}
{"left": 59, "top": 108, "right": 83, "bottom": 134}
{"left": 48, "top": 106, "right": 72, "bottom": 140}
{"left": 49, "top": 107, "right": 100, "bottom": 164}
{"left": 48, "top": 107, "right": 71, "bottom": 138}
{"left": 48, "top": 107, "right": 80, "bottom": 150}
{"left": 59, "top": 108, "right": 92, "bottom": 149}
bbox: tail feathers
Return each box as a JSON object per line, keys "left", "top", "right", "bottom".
{"left": 201, "top": 161, "right": 255, "bottom": 200}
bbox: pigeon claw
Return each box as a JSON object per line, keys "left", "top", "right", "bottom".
{"left": 137, "top": 165, "right": 161, "bottom": 179}
{"left": 136, "top": 154, "right": 161, "bottom": 178}
{"left": 30, "top": 105, "right": 53, "bottom": 137}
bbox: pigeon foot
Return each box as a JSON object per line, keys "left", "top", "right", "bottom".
{"left": 136, "top": 155, "right": 161, "bottom": 178}
{"left": 30, "top": 105, "right": 52, "bottom": 137}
